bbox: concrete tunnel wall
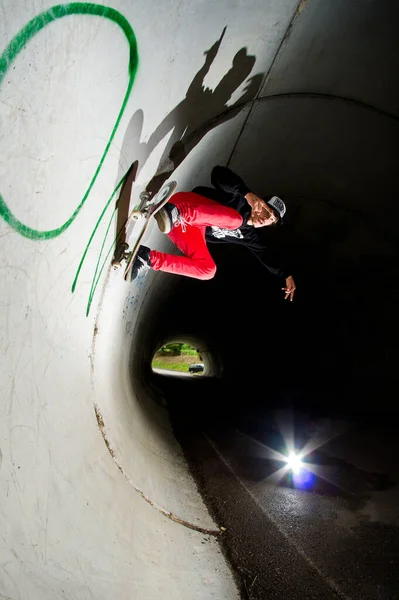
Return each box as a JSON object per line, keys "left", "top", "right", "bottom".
{"left": 1, "top": 1, "right": 398, "bottom": 599}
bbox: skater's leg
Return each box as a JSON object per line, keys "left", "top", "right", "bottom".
{"left": 170, "top": 191, "right": 242, "bottom": 230}
{"left": 150, "top": 224, "right": 216, "bottom": 280}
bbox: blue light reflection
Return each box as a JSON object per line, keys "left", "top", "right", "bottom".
{"left": 292, "top": 466, "right": 316, "bottom": 490}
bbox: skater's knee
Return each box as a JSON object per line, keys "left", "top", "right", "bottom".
{"left": 199, "top": 262, "right": 216, "bottom": 280}
{"left": 231, "top": 213, "right": 243, "bottom": 228}
{"left": 169, "top": 191, "right": 189, "bottom": 205}
{"left": 222, "top": 209, "right": 243, "bottom": 230}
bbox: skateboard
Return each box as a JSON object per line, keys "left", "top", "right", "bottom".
{"left": 112, "top": 180, "right": 177, "bottom": 281}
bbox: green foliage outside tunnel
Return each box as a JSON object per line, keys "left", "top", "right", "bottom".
{"left": 152, "top": 343, "right": 202, "bottom": 372}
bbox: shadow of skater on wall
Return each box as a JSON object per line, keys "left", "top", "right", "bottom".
{"left": 114, "top": 27, "right": 264, "bottom": 249}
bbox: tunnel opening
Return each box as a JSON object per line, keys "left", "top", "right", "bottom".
{"left": 151, "top": 340, "right": 206, "bottom": 376}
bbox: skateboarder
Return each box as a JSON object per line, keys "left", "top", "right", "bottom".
{"left": 129, "top": 166, "right": 296, "bottom": 301}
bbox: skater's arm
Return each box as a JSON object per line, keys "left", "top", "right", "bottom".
{"left": 211, "top": 166, "right": 272, "bottom": 220}
{"left": 211, "top": 166, "right": 251, "bottom": 198}
{"left": 250, "top": 247, "right": 287, "bottom": 278}
{"left": 250, "top": 248, "right": 296, "bottom": 301}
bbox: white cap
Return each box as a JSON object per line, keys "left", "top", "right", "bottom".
{"left": 267, "top": 196, "right": 286, "bottom": 220}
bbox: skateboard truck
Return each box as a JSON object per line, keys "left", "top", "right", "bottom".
{"left": 130, "top": 191, "right": 152, "bottom": 222}
{"left": 112, "top": 242, "right": 129, "bottom": 269}
{"left": 111, "top": 190, "right": 152, "bottom": 269}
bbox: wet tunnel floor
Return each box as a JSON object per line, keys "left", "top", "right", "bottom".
{"left": 162, "top": 383, "right": 399, "bottom": 600}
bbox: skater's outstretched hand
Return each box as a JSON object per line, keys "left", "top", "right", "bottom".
{"left": 282, "top": 276, "right": 296, "bottom": 302}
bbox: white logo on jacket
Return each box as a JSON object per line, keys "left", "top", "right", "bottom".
{"left": 210, "top": 226, "right": 244, "bottom": 239}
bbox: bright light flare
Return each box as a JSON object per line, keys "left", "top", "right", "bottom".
{"left": 285, "top": 451, "right": 303, "bottom": 474}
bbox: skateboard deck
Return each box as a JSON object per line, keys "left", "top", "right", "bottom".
{"left": 112, "top": 180, "right": 177, "bottom": 281}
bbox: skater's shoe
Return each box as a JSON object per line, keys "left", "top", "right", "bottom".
{"left": 130, "top": 245, "right": 151, "bottom": 282}
{"left": 154, "top": 203, "right": 188, "bottom": 234}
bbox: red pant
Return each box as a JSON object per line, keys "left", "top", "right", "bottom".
{"left": 150, "top": 192, "right": 243, "bottom": 280}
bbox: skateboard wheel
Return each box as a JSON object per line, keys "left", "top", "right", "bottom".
{"left": 131, "top": 211, "right": 142, "bottom": 221}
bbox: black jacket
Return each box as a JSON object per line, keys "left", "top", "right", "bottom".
{"left": 192, "top": 166, "right": 290, "bottom": 278}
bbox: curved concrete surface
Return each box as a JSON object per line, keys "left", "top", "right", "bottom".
{"left": 1, "top": 1, "right": 399, "bottom": 598}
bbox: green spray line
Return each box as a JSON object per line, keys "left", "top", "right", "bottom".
{"left": 83, "top": 184, "right": 134, "bottom": 316}
{"left": 0, "top": 3, "right": 138, "bottom": 240}
{"left": 85, "top": 208, "right": 126, "bottom": 316}
{"left": 72, "top": 164, "right": 135, "bottom": 315}
{"left": 71, "top": 172, "right": 125, "bottom": 293}
{"left": 86, "top": 205, "right": 118, "bottom": 316}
